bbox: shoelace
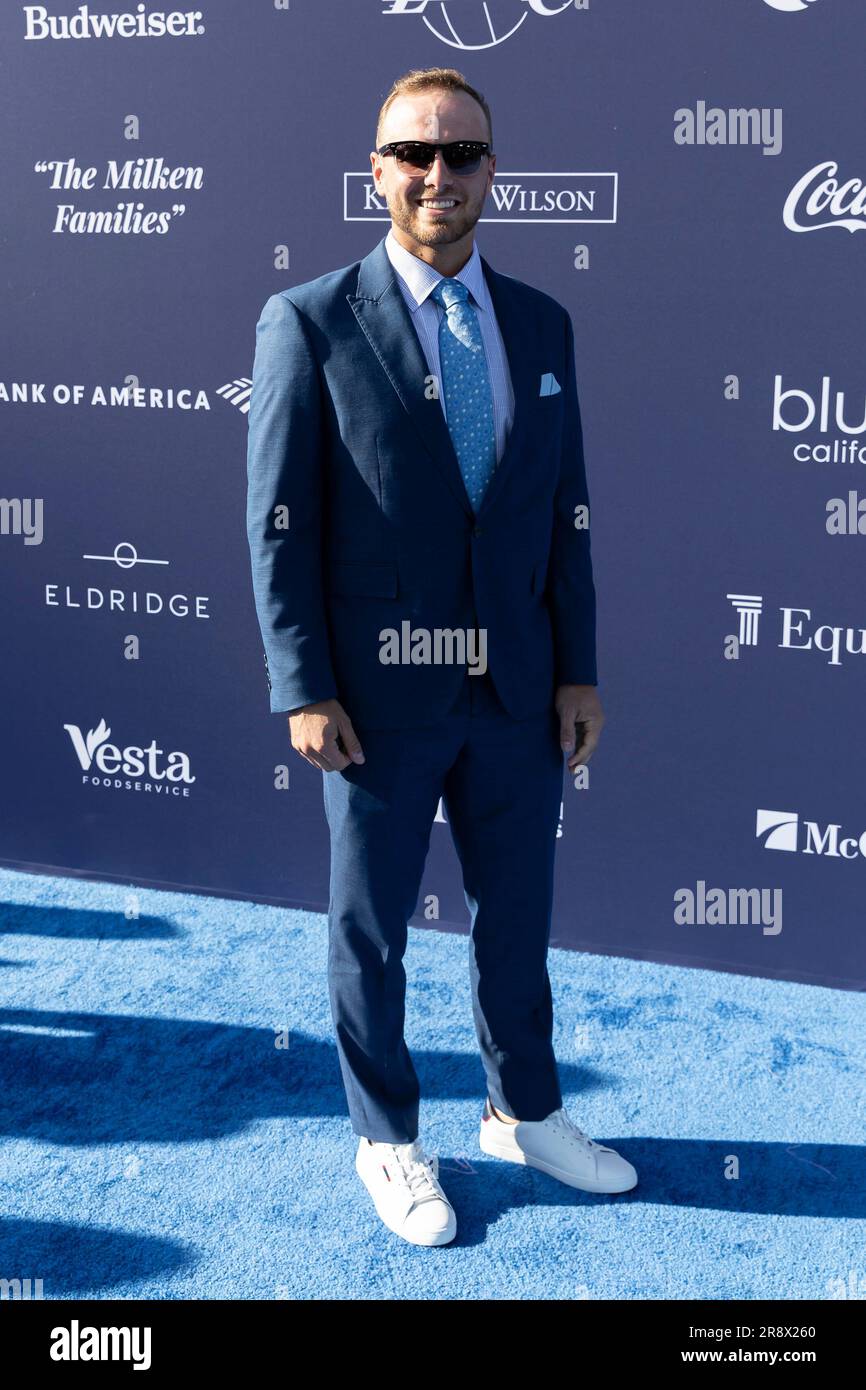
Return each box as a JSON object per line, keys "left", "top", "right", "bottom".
{"left": 388, "top": 1140, "right": 443, "bottom": 1206}
{"left": 550, "top": 1107, "right": 611, "bottom": 1154}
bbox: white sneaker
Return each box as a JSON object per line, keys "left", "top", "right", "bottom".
{"left": 479, "top": 1097, "right": 638, "bottom": 1194}
{"left": 355, "top": 1135, "right": 457, "bottom": 1246}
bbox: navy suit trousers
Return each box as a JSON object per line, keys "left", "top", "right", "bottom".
{"left": 322, "top": 669, "right": 565, "bottom": 1143}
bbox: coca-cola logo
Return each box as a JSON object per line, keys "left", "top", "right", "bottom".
{"left": 783, "top": 161, "right": 866, "bottom": 235}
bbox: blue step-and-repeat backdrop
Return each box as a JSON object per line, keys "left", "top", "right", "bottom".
{"left": 2, "top": 1, "right": 864, "bottom": 989}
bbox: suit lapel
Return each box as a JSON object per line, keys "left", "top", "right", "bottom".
{"left": 474, "top": 253, "right": 534, "bottom": 522}
{"left": 346, "top": 235, "right": 535, "bottom": 521}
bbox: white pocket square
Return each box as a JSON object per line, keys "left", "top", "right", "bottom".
{"left": 539, "top": 372, "right": 561, "bottom": 397}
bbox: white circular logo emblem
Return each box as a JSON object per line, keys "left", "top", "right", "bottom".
{"left": 385, "top": 1, "right": 574, "bottom": 52}
{"left": 762, "top": 0, "right": 820, "bottom": 13}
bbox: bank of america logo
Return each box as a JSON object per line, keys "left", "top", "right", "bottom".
{"left": 756, "top": 809, "right": 799, "bottom": 852}
{"left": 381, "top": 1, "right": 575, "bottom": 51}
{"left": 727, "top": 593, "right": 763, "bottom": 646}
{"left": 217, "top": 378, "right": 253, "bottom": 414}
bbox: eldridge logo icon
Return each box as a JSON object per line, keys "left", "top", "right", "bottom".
{"left": 64, "top": 717, "right": 195, "bottom": 794}
{"left": 757, "top": 809, "right": 866, "bottom": 860}
{"left": 381, "top": 1, "right": 574, "bottom": 51}
{"left": 45, "top": 538, "right": 212, "bottom": 623}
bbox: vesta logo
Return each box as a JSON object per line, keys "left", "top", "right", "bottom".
{"left": 64, "top": 717, "right": 195, "bottom": 789}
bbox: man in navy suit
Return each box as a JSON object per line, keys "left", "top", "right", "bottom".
{"left": 246, "top": 68, "right": 637, "bottom": 1245}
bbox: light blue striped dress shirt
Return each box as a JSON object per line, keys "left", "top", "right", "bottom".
{"left": 384, "top": 229, "right": 515, "bottom": 464}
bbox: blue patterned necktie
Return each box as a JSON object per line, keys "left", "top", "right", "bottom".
{"left": 429, "top": 277, "right": 497, "bottom": 513}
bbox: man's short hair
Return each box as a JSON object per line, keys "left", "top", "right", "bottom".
{"left": 375, "top": 67, "right": 493, "bottom": 150}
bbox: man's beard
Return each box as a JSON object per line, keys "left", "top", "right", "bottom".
{"left": 389, "top": 193, "right": 479, "bottom": 245}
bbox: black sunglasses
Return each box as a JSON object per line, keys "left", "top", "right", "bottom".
{"left": 377, "top": 140, "right": 492, "bottom": 176}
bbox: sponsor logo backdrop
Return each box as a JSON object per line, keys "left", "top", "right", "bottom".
{"left": 1, "top": 0, "right": 863, "bottom": 988}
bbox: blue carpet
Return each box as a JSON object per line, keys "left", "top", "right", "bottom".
{"left": 0, "top": 866, "right": 863, "bottom": 1300}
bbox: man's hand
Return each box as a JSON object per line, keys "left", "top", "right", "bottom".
{"left": 555, "top": 684, "right": 605, "bottom": 773}
{"left": 288, "top": 698, "right": 365, "bottom": 773}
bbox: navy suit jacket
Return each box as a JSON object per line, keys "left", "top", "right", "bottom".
{"left": 245, "top": 233, "right": 596, "bottom": 729}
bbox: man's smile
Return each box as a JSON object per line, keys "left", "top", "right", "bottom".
{"left": 418, "top": 197, "right": 459, "bottom": 214}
